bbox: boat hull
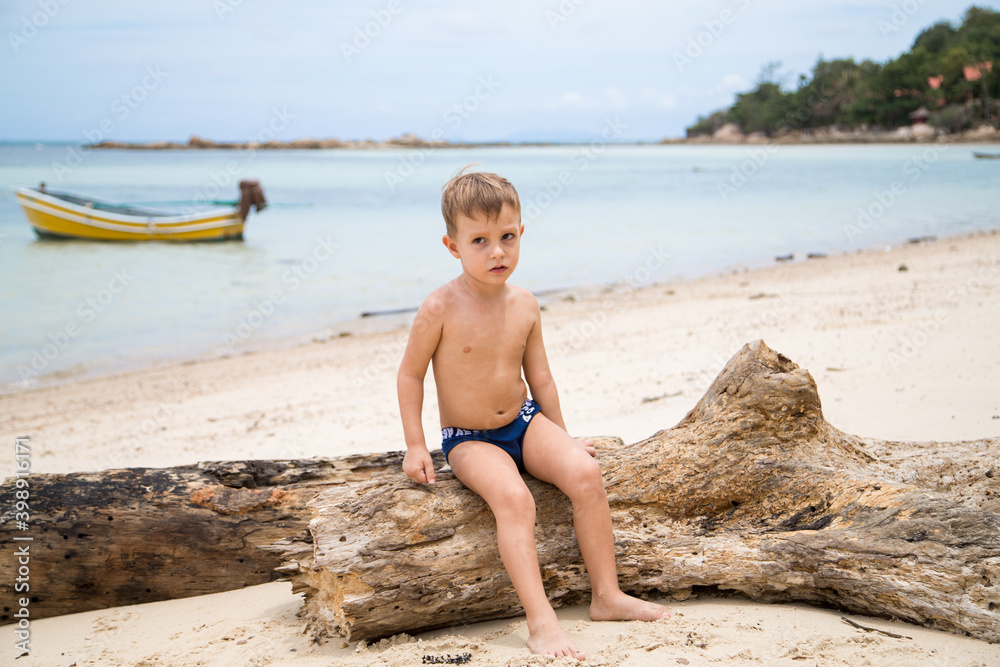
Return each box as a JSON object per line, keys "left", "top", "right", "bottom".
{"left": 14, "top": 188, "right": 245, "bottom": 242}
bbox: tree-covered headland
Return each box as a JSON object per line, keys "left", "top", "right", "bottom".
{"left": 686, "top": 6, "right": 1000, "bottom": 138}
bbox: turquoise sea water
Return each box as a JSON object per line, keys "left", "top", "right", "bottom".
{"left": 0, "top": 142, "right": 997, "bottom": 390}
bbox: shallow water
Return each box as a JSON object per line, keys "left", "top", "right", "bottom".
{"left": 1, "top": 142, "right": 996, "bottom": 389}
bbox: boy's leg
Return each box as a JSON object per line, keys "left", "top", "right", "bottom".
{"left": 447, "top": 440, "right": 585, "bottom": 661}
{"left": 521, "top": 413, "right": 669, "bottom": 622}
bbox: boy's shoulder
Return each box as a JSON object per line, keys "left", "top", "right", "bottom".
{"left": 420, "top": 279, "right": 462, "bottom": 313}
{"left": 412, "top": 280, "right": 462, "bottom": 327}
{"left": 417, "top": 281, "right": 539, "bottom": 319}
{"left": 504, "top": 283, "right": 539, "bottom": 309}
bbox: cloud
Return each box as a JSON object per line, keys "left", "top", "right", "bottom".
{"left": 436, "top": 8, "right": 482, "bottom": 32}
{"left": 640, "top": 87, "right": 679, "bottom": 110}
{"left": 719, "top": 73, "right": 751, "bottom": 92}
{"left": 603, "top": 86, "right": 629, "bottom": 110}
{"left": 557, "top": 91, "right": 588, "bottom": 109}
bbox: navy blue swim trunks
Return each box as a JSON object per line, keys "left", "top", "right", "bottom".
{"left": 441, "top": 398, "right": 541, "bottom": 472}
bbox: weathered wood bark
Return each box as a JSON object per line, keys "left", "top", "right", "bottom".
{"left": 275, "top": 340, "right": 1000, "bottom": 643}
{"left": 0, "top": 452, "right": 442, "bottom": 622}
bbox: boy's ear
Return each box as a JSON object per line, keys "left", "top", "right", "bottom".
{"left": 442, "top": 234, "right": 461, "bottom": 259}
{"left": 519, "top": 223, "right": 525, "bottom": 237}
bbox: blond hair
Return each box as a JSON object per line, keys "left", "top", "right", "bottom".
{"left": 440, "top": 167, "right": 521, "bottom": 238}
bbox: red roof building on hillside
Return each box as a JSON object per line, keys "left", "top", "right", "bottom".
{"left": 964, "top": 61, "right": 993, "bottom": 81}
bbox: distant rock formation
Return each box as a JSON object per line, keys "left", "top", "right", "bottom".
{"left": 712, "top": 122, "right": 745, "bottom": 143}
{"left": 85, "top": 125, "right": 999, "bottom": 151}
{"left": 87, "top": 133, "right": 512, "bottom": 151}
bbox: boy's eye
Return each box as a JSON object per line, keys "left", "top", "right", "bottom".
{"left": 502, "top": 233, "right": 515, "bottom": 241}
{"left": 472, "top": 237, "right": 486, "bottom": 244}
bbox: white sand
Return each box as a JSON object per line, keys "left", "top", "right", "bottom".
{"left": 25, "top": 581, "right": 1000, "bottom": 666}
{"left": 5, "top": 230, "right": 1000, "bottom": 666}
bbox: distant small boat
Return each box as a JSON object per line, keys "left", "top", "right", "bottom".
{"left": 12, "top": 180, "right": 266, "bottom": 242}
{"left": 972, "top": 151, "right": 1000, "bottom": 159}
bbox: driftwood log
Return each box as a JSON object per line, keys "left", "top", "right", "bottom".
{"left": 0, "top": 452, "right": 438, "bottom": 622}
{"left": 274, "top": 340, "right": 1000, "bottom": 643}
{"left": 2, "top": 340, "right": 997, "bottom": 638}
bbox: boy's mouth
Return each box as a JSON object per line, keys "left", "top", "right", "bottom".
{"left": 490, "top": 265, "right": 507, "bottom": 274}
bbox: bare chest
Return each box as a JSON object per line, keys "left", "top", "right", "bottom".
{"left": 439, "top": 309, "right": 532, "bottom": 364}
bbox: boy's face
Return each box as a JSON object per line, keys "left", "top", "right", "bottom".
{"left": 443, "top": 203, "right": 524, "bottom": 287}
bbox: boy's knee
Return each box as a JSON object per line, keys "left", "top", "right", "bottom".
{"left": 570, "top": 458, "right": 605, "bottom": 497}
{"left": 493, "top": 483, "right": 535, "bottom": 516}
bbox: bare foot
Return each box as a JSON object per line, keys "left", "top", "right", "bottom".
{"left": 525, "top": 616, "right": 586, "bottom": 661}
{"left": 590, "top": 590, "right": 671, "bottom": 622}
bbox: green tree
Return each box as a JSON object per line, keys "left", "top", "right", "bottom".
{"left": 802, "top": 58, "right": 871, "bottom": 128}
{"left": 683, "top": 5, "right": 1000, "bottom": 136}
{"left": 955, "top": 6, "right": 1000, "bottom": 122}
{"left": 912, "top": 21, "right": 958, "bottom": 54}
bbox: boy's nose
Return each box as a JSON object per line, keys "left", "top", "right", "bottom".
{"left": 490, "top": 243, "right": 504, "bottom": 258}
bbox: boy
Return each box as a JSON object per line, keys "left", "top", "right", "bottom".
{"left": 397, "top": 169, "right": 669, "bottom": 661}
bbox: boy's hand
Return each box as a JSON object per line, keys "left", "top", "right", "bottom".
{"left": 403, "top": 447, "right": 437, "bottom": 484}
{"left": 576, "top": 437, "right": 596, "bottom": 457}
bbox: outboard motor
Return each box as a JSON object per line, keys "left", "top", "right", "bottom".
{"left": 237, "top": 179, "right": 267, "bottom": 219}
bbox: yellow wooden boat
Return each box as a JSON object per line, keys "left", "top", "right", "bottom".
{"left": 13, "top": 180, "right": 267, "bottom": 242}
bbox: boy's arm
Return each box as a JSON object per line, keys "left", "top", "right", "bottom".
{"left": 521, "top": 297, "right": 568, "bottom": 431}
{"left": 523, "top": 302, "right": 595, "bottom": 456}
{"left": 397, "top": 298, "right": 443, "bottom": 484}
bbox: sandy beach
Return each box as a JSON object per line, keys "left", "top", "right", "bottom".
{"left": 5, "top": 230, "right": 1000, "bottom": 666}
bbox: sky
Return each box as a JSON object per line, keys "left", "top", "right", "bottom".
{"left": 1, "top": 0, "right": 996, "bottom": 143}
